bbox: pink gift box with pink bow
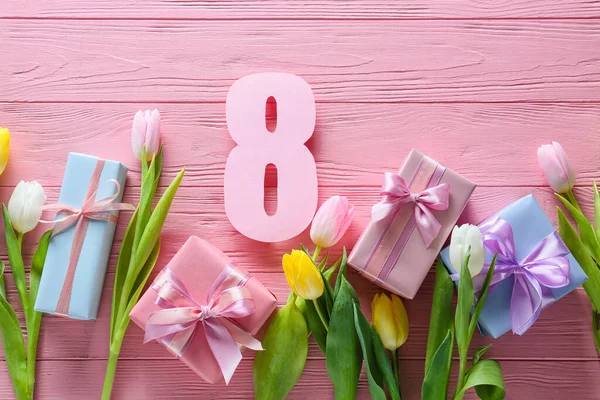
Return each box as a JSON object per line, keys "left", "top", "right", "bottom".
{"left": 348, "top": 149, "right": 476, "bottom": 299}
{"left": 130, "top": 236, "right": 277, "bottom": 384}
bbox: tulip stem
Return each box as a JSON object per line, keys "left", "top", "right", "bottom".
{"left": 566, "top": 188, "right": 582, "bottom": 212}
{"left": 17, "top": 232, "right": 23, "bottom": 252}
{"left": 392, "top": 349, "right": 400, "bottom": 390}
{"left": 312, "top": 246, "right": 322, "bottom": 263}
{"left": 312, "top": 299, "right": 329, "bottom": 332}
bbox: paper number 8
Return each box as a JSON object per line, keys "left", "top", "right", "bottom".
{"left": 225, "top": 73, "right": 318, "bottom": 242}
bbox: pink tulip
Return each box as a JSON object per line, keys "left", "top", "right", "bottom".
{"left": 310, "top": 196, "right": 355, "bottom": 249}
{"left": 537, "top": 141, "right": 575, "bottom": 193}
{"left": 131, "top": 109, "right": 161, "bottom": 161}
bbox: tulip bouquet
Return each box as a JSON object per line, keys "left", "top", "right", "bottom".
{"left": 537, "top": 142, "right": 600, "bottom": 355}
{"left": 423, "top": 224, "right": 505, "bottom": 400}
{"left": 254, "top": 196, "right": 408, "bottom": 400}
{"left": 101, "top": 110, "right": 184, "bottom": 399}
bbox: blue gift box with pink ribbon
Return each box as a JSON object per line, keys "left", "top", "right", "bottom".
{"left": 35, "top": 153, "right": 131, "bottom": 320}
{"left": 440, "top": 194, "right": 588, "bottom": 339}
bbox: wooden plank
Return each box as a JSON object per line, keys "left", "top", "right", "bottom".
{"left": 1, "top": 103, "right": 599, "bottom": 189}
{"left": 2, "top": 20, "right": 600, "bottom": 103}
{"left": 0, "top": 184, "right": 595, "bottom": 261}
{"left": 2, "top": 0, "right": 600, "bottom": 20}
{"left": 2, "top": 359, "right": 597, "bottom": 399}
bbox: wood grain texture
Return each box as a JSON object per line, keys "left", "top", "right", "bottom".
{"left": 0, "top": 184, "right": 596, "bottom": 260}
{"left": 2, "top": 20, "right": 600, "bottom": 103}
{"left": 1, "top": 103, "right": 600, "bottom": 189}
{"left": 0, "top": 359, "right": 597, "bottom": 399}
{"left": 0, "top": 1, "right": 599, "bottom": 398}
{"left": 3, "top": 0, "right": 600, "bottom": 20}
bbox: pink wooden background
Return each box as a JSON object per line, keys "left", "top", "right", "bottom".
{"left": 2, "top": 1, "right": 600, "bottom": 398}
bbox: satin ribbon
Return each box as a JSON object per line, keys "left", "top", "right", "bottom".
{"left": 477, "top": 216, "right": 571, "bottom": 335}
{"left": 371, "top": 172, "right": 450, "bottom": 248}
{"left": 41, "top": 179, "right": 133, "bottom": 236}
{"left": 144, "top": 266, "right": 263, "bottom": 385}
{"left": 40, "top": 159, "right": 134, "bottom": 316}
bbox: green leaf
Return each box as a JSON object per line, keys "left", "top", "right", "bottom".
{"left": 132, "top": 156, "right": 157, "bottom": 257}
{"left": 333, "top": 247, "right": 348, "bottom": 299}
{"left": 468, "top": 255, "right": 497, "bottom": 343}
{"left": 371, "top": 326, "right": 401, "bottom": 400}
{"left": 458, "top": 359, "right": 505, "bottom": 400}
{"left": 324, "top": 256, "right": 342, "bottom": 282}
{"left": 456, "top": 250, "right": 474, "bottom": 368}
{"left": 132, "top": 168, "right": 184, "bottom": 279}
{"left": 30, "top": 230, "right": 52, "bottom": 308}
{"left": 0, "top": 293, "right": 29, "bottom": 399}
{"left": 300, "top": 243, "right": 309, "bottom": 254}
{"left": 111, "top": 208, "right": 138, "bottom": 342}
{"left": 319, "top": 269, "right": 334, "bottom": 315}
{"left": 594, "top": 181, "right": 600, "bottom": 239}
{"left": 425, "top": 259, "right": 454, "bottom": 373}
{"left": 114, "top": 241, "right": 163, "bottom": 349}
{"left": 473, "top": 344, "right": 493, "bottom": 365}
{"left": 127, "top": 238, "right": 161, "bottom": 315}
{"left": 0, "top": 261, "right": 6, "bottom": 300}
{"left": 141, "top": 146, "right": 148, "bottom": 182}
{"left": 118, "top": 169, "right": 184, "bottom": 323}
{"left": 27, "top": 228, "right": 53, "bottom": 392}
{"left": 353, "top": 303, "right": 386, "bottom": 400}
{"left": 326, "top": 275, "right": 362, "bottom": 400}
{"left": 557, "top": 194, "right": 600, "bottom": 262}
{"left": 152, "top": 146, "right": 164, "bottom": 194}
{"left": 558, "top": 208, "right": 600, "bottom": 310}
{"left": 2, "top": 205, "right": 29, "bottom": 324}
{"left": 305, "top": 299, "right": 328, "bottom": 353}
{"left": 317, "top": 252, "right": 329, "bottom": 271}
{"left": 592, "top": 309, "right": 600, "bottom": 356}
{"left": 422, "top": 329, "right": 454, "bottom": 400}
{"left": 254, "top": 302, "right": 308, "bottom": 400}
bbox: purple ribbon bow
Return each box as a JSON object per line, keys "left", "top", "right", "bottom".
{"left": 478, "top": 216, "right": 571, "bottom": 335}
{"left": 371, "top": 172, "right": 450, "bottom": 247}
{"left": 144, "top": 266, "right": 263, "bottom": 384}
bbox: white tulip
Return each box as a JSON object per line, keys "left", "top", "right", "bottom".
{"left": 8, "top": 181, "right": 47, "bottom": 234}
{"left": 449, "top": 224, "right": 485, "bottom": 277}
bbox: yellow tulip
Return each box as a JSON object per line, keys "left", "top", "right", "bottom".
{"left": 0, "top": 127, "right": 10, "bottom": 175}
{"left": 372, "top": 293, "right": 409, "bottom": 351}
{"left": 282, "top": 249, "right": 324, "bottom": 300}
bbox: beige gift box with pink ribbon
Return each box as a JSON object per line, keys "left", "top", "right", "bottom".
{"left": 348, "top": 149, "right": 476, "bottom": 299}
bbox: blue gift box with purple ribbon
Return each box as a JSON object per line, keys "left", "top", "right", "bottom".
{"left": 440, "top": 194, "right": 587, "bottom": 339}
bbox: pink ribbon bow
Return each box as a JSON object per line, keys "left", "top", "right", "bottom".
{"left": 371, "top": 172, "right": 450, "bottom": 248}
{"left": 42, "top": 178, "right": 134, "bottom": 236}
{"left": 144, "top": 267, "right": 263, "bottom": 385}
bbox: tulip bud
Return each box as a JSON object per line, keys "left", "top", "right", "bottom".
{"left": 310, "top": 196, "right": 355, "bottom": 249}
{"left": 371, "top": 293, "right": 409, "bottom": 351}
{"left": 537, "top": 141, "right": 575, "bottom": 194}
{"left": 0, "top": 127, "right": 9, "bottom": 176}
{"left": 449, "top": 224, "right": 485, "bottom": 277}
{"left": 282, "top": 249, "right": 324, "bottom": 300}
{"left": 8, "top": 181, "right": 46, "bottom": 234}
{"left": 131, "top": 109, "right": 161, "bottom": 161}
